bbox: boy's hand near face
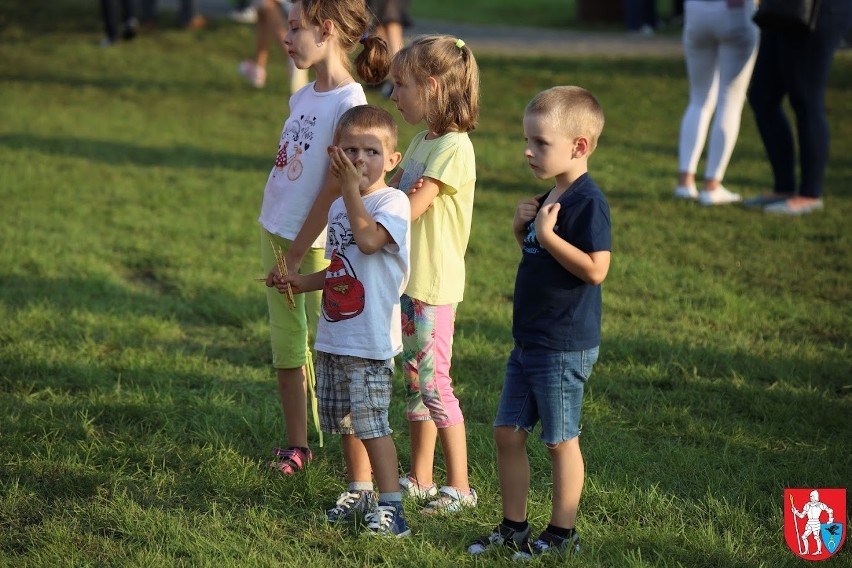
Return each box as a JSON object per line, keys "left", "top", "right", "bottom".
{"left": 328, "top": 145, "right": 363, "bottom": 194}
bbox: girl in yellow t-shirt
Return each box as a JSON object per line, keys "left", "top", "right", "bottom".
{"left": 387, "top": 35, "right": 480, "bottom": 513}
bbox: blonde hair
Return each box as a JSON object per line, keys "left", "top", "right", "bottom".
{"left": 298, "top": 0, "right": 390, "bottom": 85}
{"left": 333, "top": 105, "right": 399, "bottom": 151}
{"left": 525, "top": 86, "right": 605, "bottom": 152}
{"left": 391, "top": 35, "right": 480, "bottom": 135}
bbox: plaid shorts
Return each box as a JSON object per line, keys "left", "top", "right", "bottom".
{"left": 316, "top": 352, "right": 394, "bottom": 440}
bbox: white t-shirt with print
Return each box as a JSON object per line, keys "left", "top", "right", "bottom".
{"left": 314, "top": 187, "right": 411, "bottom": 360}
{"left": 258, "top": 82, "right": 367, "bottom": 248}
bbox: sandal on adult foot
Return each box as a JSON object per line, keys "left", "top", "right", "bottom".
{"left": 269, "top": 446, "right": 312, "bottom": 475}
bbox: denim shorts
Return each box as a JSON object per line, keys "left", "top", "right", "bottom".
{"left": 494, "top": 344, "right": 599, "bottom": 445}
{"left": 316, "top": 352, "right": 394, "bottom": 440}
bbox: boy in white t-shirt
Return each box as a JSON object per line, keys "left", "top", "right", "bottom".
{"left": 273, "top": 105, "right": 412, "bottom": 537}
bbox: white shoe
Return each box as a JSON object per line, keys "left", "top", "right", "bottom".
{"left": 698, "top": 186, "right": 741, "bottom": 206}
{"left": 229, "top": 6, "right": 257, "bottom": 24}
{"left": 673, "top": 185, "right": 698, "bottom": 200}
{"left": 399, "top": 476, "right": 438, "bottom": 500}
{"left": 238, "top": 60, "right": 266, "bottom": 88}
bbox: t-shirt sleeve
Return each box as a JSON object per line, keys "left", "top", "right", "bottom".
{"left": 576, "top": 199, "right": 612, "bottom": 252}
{"left": 372, "top": 192, "right": 410, "bottom": 254}
{"left": 563, "top": 198, "right": 612, "bottom": 253}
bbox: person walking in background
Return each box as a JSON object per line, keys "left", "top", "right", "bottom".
{"left": 468, "top": 86, "right": 611, "bottom": 560}
{"left": 274, "top": 105, "right": 412, "bottom": 537}
{"left": 674, "top": 0, "right": 758, "bottom": 205}
{"left": 260, "top": 0, "right": 391, "bottom": 476}
{"left": 366, "top": 0, "right": 412, "bottom": 95}
{"left": 99, "top": 0, "right": 139, "bottom": 46}
{"left": 387, "top": 35, "right": 480, "bottom": 515}
{"left": 745, "top": 0, "right": 852, "bottom": 215}
{"left": 238, "top": 0, "right": 308, "bottom": 91}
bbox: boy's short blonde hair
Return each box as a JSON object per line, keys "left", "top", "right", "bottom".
{"left": 333, "top": 105, "right": 398, "bottom": 151}
{"left": 525, "top": 86, "right": 605, "bottom": 152}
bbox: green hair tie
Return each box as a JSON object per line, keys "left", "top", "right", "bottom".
{"left": 455, "top": 38, "right": 465, "bottom": 49}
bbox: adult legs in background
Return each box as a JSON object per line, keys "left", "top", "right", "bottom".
{"left": 747, "top": 0, "right": 852, "bottom": 212}
{"left": 178, "top": 0, "right": 206, "bottom": 28}
{"left": 677, "top": 0, "right": 757, "bottom": 204}
{"left": 623, "top": 0, "right": 657, "bottom": 33}
{"left": 702, "top": 21, "right": 757, "bottom": 184}
{"left": 239, "top": 0, "right": 308, "bottom": 91}
{"left": 99, "top": 0, "right": 138, "bottom": 44}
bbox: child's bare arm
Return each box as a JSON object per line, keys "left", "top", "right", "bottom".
{"left": 534, "top": 203, "right": 610, "bottom": 285}
{"left": 272, "top": 269, "right": 325, "bottom": 295}
{"left": 284, "top": 171, "right": 339, "bottom": 273}
{"left": 408, "top": 176, "right": 441, "bottom": 220}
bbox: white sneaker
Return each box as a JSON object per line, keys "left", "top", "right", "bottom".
{"left": 673, "top": 185, "right": 698, "bottom": 200}
{"left": 229, "top": 6, "right": 257, "bottom": 24}
{"left": 238, "top": 60, "right": 266, "bottom": 88}
{"left": 698, "top": 186, "right": 741, "bottom": 206}
{"left": 399, "top": 476, "right": 438, "bottom": 500}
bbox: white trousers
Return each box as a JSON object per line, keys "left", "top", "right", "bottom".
{"left": 678, "top": 0, "right": 759, "bottom": 181}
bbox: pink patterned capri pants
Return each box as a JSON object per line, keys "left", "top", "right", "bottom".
{"left": 401, "top": 294, "right": 465, "bottom": 428}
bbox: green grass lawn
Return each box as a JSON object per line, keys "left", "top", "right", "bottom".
{"left": 1, "top": 1, "right": 851, "bottom": 566}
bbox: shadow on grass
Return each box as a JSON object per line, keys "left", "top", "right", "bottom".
{"left": 0, "top": 133, "right": 269, "bottom": 172}
{"left": 456, "top": 310, "right": 850, "bottom": 491}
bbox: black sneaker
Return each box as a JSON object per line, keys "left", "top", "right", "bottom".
{"left": 512, "top": 529, "right": 580, "bottom": 560}
{"left": 467, "top": 522, "right": 530, "bottom": 555}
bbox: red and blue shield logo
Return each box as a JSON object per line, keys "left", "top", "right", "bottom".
{"left": 784, "top": 488, "right": 846, "bottom": 561}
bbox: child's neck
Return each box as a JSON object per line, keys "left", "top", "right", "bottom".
{"left": 313, "top": 59, "right": 353, "bottom": 93}
{"left": 553, "top": 164, "right": 588, "bottom": 194}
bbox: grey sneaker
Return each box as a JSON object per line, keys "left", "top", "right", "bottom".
{"left": 325, "top": 490, "right": 376, "bottom": 523}
{"left": 422, "top": 486, "right": 477, "bottom": 514}
{"left": 467, "top": 522, "right": 530, "bottom": 555}
{"left": 364, "top": 501, "right": 411, "bottom": 537}
{"left": 399, "top": 476, "right": 438, "bottom": 500}
{"left": 512, "top": 530, "right": 580, "bottom": 561}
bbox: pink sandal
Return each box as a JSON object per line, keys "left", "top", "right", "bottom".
{"left": 269, "top": 447, "right": 313, "bottom": 475}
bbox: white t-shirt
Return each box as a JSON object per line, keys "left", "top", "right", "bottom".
{"left": 314, "top": 188, "right": 411, "bottom": 360}
{"left": 258, "top": 82, "right": 367, "bottom": 248}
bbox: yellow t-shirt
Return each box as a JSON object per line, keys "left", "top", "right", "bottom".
{"left": 397, "top": 131, "right": 476, "bottom": 305}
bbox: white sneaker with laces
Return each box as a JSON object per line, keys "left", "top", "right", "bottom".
{"left": 325, "top": 490, "right": 375, "bottom": 523}
{"left": 698, "top": 186, "right": 741, "bottom": 206}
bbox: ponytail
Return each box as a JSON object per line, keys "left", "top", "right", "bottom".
{"left": 355, "top": 34, "right": 391, "bottom": 86}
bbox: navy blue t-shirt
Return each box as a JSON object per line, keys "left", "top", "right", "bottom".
{"left": 512, "top": 173, "right": 611, "bottom": 351}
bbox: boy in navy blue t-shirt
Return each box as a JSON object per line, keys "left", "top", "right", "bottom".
{"left": 468, "top": 86, "right": 611, "bottom": 560}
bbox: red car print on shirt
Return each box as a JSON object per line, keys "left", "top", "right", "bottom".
{"left": 321, "top": 250, "right": 365, "bottom": 321}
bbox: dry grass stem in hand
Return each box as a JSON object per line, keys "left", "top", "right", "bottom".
{"left": 269, "top": 238, "right": 296, "bottom": 311}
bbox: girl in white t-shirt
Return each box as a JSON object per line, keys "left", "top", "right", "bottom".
{"left": 387, "top": 35, "right": 481, "bottom": 513}
{"left": 260, "top": 0, "right": 390, "bottom": 476}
